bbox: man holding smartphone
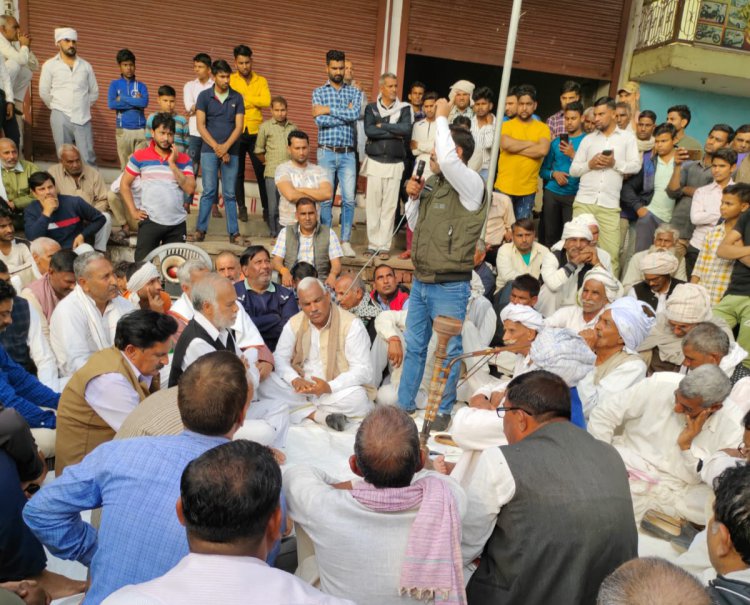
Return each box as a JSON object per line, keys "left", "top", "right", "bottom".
{"left": 120, "top": 113, "right": 196, "bottom": 261}
{"left": 570, "top": 96, "right": 641, "bottom": 275}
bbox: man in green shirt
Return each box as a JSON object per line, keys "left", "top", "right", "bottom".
{"left": 0, "top": 138, "right": 38, "bottom": 231}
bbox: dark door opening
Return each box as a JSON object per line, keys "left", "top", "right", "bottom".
{"left": 402, "top": 54, "right": 604, "bottom": 121}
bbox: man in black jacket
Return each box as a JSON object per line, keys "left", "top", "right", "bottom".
{"left": 708, "top": 464, "right": 750, "bottom": 604}
{"left": 361, "top": 73, "right": 411, "bottom": 260}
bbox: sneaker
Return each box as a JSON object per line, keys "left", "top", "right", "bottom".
{"left": 430, "top": 413, "right": 452, "bottom": 433}
{"left": 325, "top": 413, "right": 347, "bottom": 432}
{"left": 238, "top": 206, "right": 248, "bottom": 222}
{"left": 341, "top": 241, "right": 356, "bottom": 257}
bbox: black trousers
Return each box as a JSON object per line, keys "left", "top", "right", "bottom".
{"left": 135, "top": 219, "right": 187, "bottom": 262}
{"left": 541, "top": 188, "right": 575, "bottom": 248}
{"left": 685, "top": 244, "right": 700, "bottom": 279}
{"left": 235, "top": 131, "right": 268, "bottom": 214}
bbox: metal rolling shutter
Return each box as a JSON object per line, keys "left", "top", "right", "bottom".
{"left": 406, "top": 0, "right": 626, "bottom": 80}
{"left": 24, "top": 0, "right": 380, "bottom": 169}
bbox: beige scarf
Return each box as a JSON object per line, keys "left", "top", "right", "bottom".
{"left": 593, "top": 349, "right": 640, "bottom": 385}
{"left": 291, "top": 304, "right": 341, "bottom": 381}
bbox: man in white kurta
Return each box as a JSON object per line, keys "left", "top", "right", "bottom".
{"left": 49, "top": 252, "right": 134, "bottom": 378}
{"left": 258, "top": 278, "right": 373, "bottom": 430}
{"left": 588, "top": 364, "right": 742, "bottom": 524}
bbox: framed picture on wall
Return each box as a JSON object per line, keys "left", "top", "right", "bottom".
{"left": 696, "top": 22, "right": 724, "bottom": 44}
{"left": 699, "top": 0, "right": 729, "bottom": 24}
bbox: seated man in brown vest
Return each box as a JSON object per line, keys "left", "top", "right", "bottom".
{"left": 168, "top": 272, "right": 287, "bottom": 448}
{"left": 257, "top": 277, "right": 373, "bottom": 431}
{"left": 270, "top": 198, "right": 342, "bottom": 290}
{"left": 54, "top": 309, "right": 177, "bottom": 475}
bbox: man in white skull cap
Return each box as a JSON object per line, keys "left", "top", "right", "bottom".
{"left": 39, "top": 27, "right": 98, "bottom": 165}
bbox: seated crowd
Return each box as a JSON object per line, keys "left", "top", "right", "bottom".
{"left": 4, "top": 30, "right": 750, "bottom": 605}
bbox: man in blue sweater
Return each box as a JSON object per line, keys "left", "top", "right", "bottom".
{"left": 540, "top": 101, "right": 586, "bottom": 247}
{"left": 24, "top": 171, "right": 109, "bottom": 251}
{"left": 107, "top": 48, "right": 148, "bottom": 169}
{"left": 0, "top": 278, "right": 59, "bottom": 456}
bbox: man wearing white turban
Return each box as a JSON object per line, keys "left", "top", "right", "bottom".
{"left": 638, "top": 282, "right": 734, "bottom": 373}
{"left": 39, "top": 28, "right": 98, "bottom": 166}
{"left": 546, "top": 266, "right": 623, "bottom": 335}
{"left": 627, "top": 249, "right": 684, "bottom": 313}
{"left": 577, "top": 297, "right": 653, "bottom": 418}
{"left": 448, "top": 80, "right": 474, "bottom": 122}
{"left": 537, "top": 220, "right": 604, "bottom": 316}
{"left": 123, "top": 261, "right": 166, "bottom": 312}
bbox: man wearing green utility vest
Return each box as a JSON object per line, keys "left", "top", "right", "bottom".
{"left": 397, "top": 97, "right": 487, "bottom": 432}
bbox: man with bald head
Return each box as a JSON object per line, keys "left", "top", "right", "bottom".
{"left": 258, "top": 277, "right": 372, "bottom": 431}
{"left": 0, "top": 137, "right": 39, "bottom": 230}
{"left": 284, "top": 405, "right": 467, "bottom": 604}
{"left": 334, "top": 272, "right": 380, "bottom": 342}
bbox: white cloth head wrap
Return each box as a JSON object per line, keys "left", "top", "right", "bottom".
{"left": 126, "top": 262, "right": 160, "bottom": 304}
{"left": 529, "top": 328, "right": 596, "bottom": 386}
{"left": 639, "top": 250, "right": 679, "bottom": 276}
{"left": 73, "top": 243, "right": 95, "bottom": 256}
{"left": 55, "top": 28, "right": 78, "bottom": 43}
{"left": 607, "top": 296, "right": 656, "bottom": 353}
{"left": 665, "top": 283, "right": 712, "bottom": 324}
{"left": 581, "top": 266, "right": 623, "bottom": 303}
{"left": 449, "top": 80, "right": 475, "bottom": 105}
{"left": 500, "top": 303, "right": 545, "bottom": 333}
{"left": 571, "top": 213, "right": 599, "bottom": 229}
{"left": 550, "top": 219, "right": 595, "bottom": 251}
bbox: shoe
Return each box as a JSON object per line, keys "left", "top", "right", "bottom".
{"left": 230, "top": 233, "right": 250, "bottom": 246}
{"left": 238, "top": 207, "right": 248, "bottom": 222}
{"left": 187, "top": 230, "right": 206, "bottom": 242}
{"left": 341, "top": 241, "right": 356, "bottom": 257}
{"left": 211, "top": 205, "right": 222, "bottom": 218}
{"left": 108, "top": 229, "right": 129, "bottom": 246}
{"left": 325, "top": 413, "right": 347, "bottom": 432}
{"left": 398, "top": 250, "right": 411, "bottom": 260}
{"left": 430, "top": 414, "right": 452, "bottom": 433}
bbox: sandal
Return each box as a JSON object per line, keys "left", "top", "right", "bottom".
{"left": 398, "top": 250, "right": 411, "bottom": 260}
{"left": 378, "top": 251, "right": 390, "bottom": 260}
{"left": 229, "top": 233, "right": 250, "bottom": 246}
{"left": 187, "top": 230, "right": 206, "bottom": 243}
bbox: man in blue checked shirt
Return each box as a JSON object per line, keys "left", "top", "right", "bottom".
{"left": 107, "top": 49, "right": 148, "bottom": 170}
{"left": 312, "top": 50, "right": 361, "bottom": 259}
{"left": 23, "top": 351, "right": 250, "bottom": 605}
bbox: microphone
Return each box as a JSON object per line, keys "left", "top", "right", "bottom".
{"left": 416, "top": 159, "right": 426, "bottom": 179}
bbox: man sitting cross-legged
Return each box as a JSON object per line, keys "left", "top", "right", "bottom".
{"left": 257, "top": 277, "right": 373, "bottom": 432}
{"left": 23, "top": 352, "right": 254, "bottom": 604}
{"left": 103, "top": 440, "right": 353, "bottom": 605}
{"left": 54, "top": 310, "right": 177, "bottom": 475}
{"left": 284, "top": 405, "right": 467, "bottom": 605}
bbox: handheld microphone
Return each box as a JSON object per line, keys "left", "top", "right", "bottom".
{"left": 416, "top": 159, "right": 426, "bottom": 179}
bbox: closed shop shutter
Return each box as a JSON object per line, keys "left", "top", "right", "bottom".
{"left": 406, "top": 0, "right": 626, "bottom": 80}
{"left": 24, "top": 0, "right": 380, "bottom": 170}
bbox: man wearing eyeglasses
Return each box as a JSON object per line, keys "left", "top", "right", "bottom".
{"left": 461, "top": 370, "right": 636, "bottom": 605}
{"left": 589, "top": 364, "right": 742, "bottom": 525}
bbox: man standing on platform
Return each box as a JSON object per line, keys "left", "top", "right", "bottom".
{"left": 398, "top": 98, "right": 486, "bottom": 432}
{"left": 230, "top": 45, "right": 270, "bottom": 224}
{"left": 312, "top": 50, "right": 361, "bottom": 258}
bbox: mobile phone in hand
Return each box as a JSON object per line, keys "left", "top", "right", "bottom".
{"left": 602, "top": 149, "right": 613, "bottom": 156}
{"left": 560, "top": 133, "right": 569, "bottom": 144}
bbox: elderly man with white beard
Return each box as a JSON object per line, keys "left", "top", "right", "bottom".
{"left": 577, "top": 296, "right": 654, "bottom": 419}
{"left": 588, "top": 364, "right": 742, "bottom": 523}
{"left": 545, "top": 266, "right": 623, "bottom": 336}
{"left": 621, "top": 224, "right": 687, "bottom": 289}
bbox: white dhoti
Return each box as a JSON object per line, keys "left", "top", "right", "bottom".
{"left": 258, "top": 372, "right": 372, "bottom": 425}
{"left": 233, "top": 398, "right": 291, "bottom": 449}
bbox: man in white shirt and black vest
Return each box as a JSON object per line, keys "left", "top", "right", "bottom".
{"left": 398, "top": 97, "right": 487, "bottom": 432}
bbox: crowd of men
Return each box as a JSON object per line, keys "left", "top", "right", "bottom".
{"left": 4, "top": 18, "right": 750, "bottom": 605}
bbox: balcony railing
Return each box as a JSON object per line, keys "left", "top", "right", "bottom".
{"left": 636, "top": 0, "right": 750, "bottom": 52}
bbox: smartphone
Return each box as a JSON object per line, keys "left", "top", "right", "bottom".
{"left": 602, "top": 149, "right": 613, "bottom": 156}
{"left": 560, "top": 133, "right": 569, "bottom": 144}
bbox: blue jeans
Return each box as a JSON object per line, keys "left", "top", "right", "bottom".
{"left": 397, "top": 279, "right": 470, "bottom": 416}
{"left": 317, "top": 147, "right": 356, "bottom": 242}
{"left": 197, "top": 153, "right": 239, "bottom": 235}
{"left": 501, "top": 191, "right": 536, "bottom": 220}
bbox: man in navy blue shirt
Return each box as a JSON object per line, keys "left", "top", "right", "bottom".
{"left": 192, "top": 59, "right": 246, "bottom": 245}
{"left": 235, "top": 245, "right": 298, "bottom": 351}
{"left": 24, "top": 171, "right": 108, "bottom": 251}
{"left": 107, "top": 49, "right": 148, "bottom": 170}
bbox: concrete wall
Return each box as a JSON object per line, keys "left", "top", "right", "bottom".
{"left": 639, "top": 82, "right": 750, "bottom": 140}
